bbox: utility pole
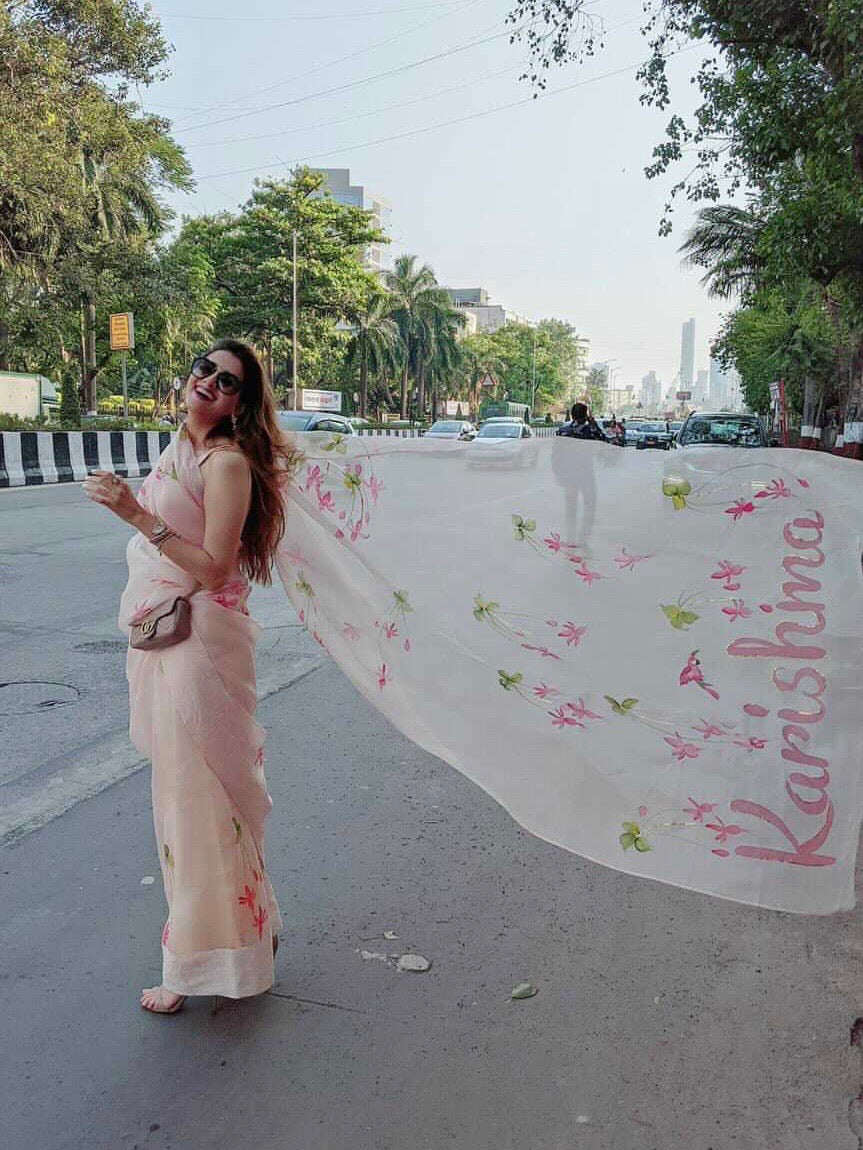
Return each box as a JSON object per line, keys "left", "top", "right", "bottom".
{"left": 530, "top": 325, "right": 537, "bottom": 417}
{"left": 292, "top": 229, "right": 298, "bottom": 410}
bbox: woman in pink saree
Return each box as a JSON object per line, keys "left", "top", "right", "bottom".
{"left": 84, "top": 340, "right": 293, "bottom": 1014}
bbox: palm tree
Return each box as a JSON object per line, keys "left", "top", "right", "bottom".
{"left": 345, "top": 291, "right": 401, "bottom": 418}
{"left": 75, "top": 118, "right": 191, "bottom": 409}
{"left": 383, "top": 254, "right": 441, "bottom": 418}
{"left": 461, "top": 343, "right": 504, "bottom": 419}
{"left": 679, "top": 204, "right": 765, "bottom": 299}
{"left": 418, "top": 298, "right": 465, "bottom": 420}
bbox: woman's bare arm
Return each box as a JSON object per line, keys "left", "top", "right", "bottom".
{"left": 86, "top": 453, "right": 252, "bottom": 591}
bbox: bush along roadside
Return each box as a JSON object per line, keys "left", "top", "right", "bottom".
{"left": 0, "top": 415, "right": 170, "bottom": 432}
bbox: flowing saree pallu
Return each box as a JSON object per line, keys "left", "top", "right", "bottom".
{"left": 120, "top": 431, "right": 281, "bottom": 997}
{"left": 277, "top": 434, "right": 863, "bottom": 915}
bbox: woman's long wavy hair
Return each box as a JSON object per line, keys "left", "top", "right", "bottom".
{"left": 203, "top": 338, "right": 299, "bottom": 585}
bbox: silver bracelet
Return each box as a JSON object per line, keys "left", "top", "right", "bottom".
{"left": 155, "top": 530, "right": 178, "bottom": 554}
{"left": 147, "top": 518, "right": 173, "bottom": 545}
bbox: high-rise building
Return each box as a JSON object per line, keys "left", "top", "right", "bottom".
{"left": 312, "top": 168, "right": 391, "bottom": 272}
{"left": 726, "top": 367, "right": 744, "bottom": 411}
{"left": 708, "top": 356, "right": 728, "bottom": 408}
{"left": 444, "top": 287, "right": 515, "bottom": 333}
{"left": 695, "top": 368, "right": 709, "bottom": 406}
{"left": 640, "top": 370, "right": 661, "bottom": 412}
{"left": 679, "top": 318, "right": 696, "bottom": 392}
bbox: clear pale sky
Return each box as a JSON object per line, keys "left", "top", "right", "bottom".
{"left": 143, "top": 0, "right": 728, "bottom": 389}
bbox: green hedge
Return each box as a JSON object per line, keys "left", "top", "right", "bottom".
{"left": 0, "top": 414, "right": 169, "bottom": 432}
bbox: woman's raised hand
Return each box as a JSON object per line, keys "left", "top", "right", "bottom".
{"left": 82, "top": 470, "right": 141, "bottom": 523}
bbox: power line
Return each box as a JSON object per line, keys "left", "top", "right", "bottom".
{"left": 170, "top": 0, "right": 488, "bottom": 129}
{"left": 182, "top": 11, "right": 642, "bottom": 150}
{"left": 176, "top": 21, "right": 520, "bottom": 134}
{"left": 183, "top": 62, "right": 520, "bottom": 149}
{"left": 159, "top": 2, "right": 466, "bottom": 21}
{"left": 197, "top": 56, "right": 671, "bottom": 181}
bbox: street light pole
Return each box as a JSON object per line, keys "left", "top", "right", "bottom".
{"left": 292, "top": 229, "right": 298, "bottom": 410}
{"left": 530, "top": 325, "right": 537, "bottom": 416}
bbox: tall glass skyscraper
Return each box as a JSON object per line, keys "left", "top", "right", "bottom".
{"left": 679, "top": 318, "right": 696, "bottom": 392}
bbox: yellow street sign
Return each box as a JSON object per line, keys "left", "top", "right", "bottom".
{"left": 109, "top": 312, "right": 135, "bottom": 351}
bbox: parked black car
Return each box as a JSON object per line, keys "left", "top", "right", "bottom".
{"left": 635, "top": 421, "right": 672, "bottom": 450}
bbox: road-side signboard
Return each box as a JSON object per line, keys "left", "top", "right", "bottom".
{"left": 478, "top": 372, "right": 498, "bottom": 389}
{"left": 109, "top": 313, "right": 135, "bottom": 351}
{"left": 445, "top": 399, "right": 470, "bottom": 416}
{"left": 301, "top": 388, "right": 342, "bottom": 412}
{"left": 675, "top": 390, "right": 692, "bottom": 401}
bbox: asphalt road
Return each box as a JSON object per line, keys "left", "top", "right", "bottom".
{"left": 1, "top": 483, "right": 861, "bottom": 1150}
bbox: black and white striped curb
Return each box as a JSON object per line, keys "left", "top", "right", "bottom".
{"left": 0, "top": 425, "right": 559, "bottom": 488}
{"left": 0, "top": 430, "right": 173, "bottom": 487}
{"left": 0, "top": 429, "right": 424, "bottom": 486}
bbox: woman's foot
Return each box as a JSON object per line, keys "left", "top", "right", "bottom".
{"left": 140, "top": 985, "right": 187, "bottom": 1014}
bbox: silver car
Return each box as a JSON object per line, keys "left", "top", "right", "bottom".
{"left": 277, "top": 410, "right": 355, "bottom": 434}
{"left": 424, "top": 419, "right": 476, "bottom": 440}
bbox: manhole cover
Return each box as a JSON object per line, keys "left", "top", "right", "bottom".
{"left": 73, "top": 640, "right": 126, "bottom": 654}
{"left": 0, "top": 680, "right": 81, "bottom": 716}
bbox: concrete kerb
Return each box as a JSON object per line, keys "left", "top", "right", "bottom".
{"left": 0, "top": 652, "right": 326, "bottom": 846}
{"left": 0, "top": 428, "right": 433, "bottom": 487}
{"left": 0, "top": 429, "right": 174, "bottom": 487}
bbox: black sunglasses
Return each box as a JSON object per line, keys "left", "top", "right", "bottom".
{"left": 190, "top": 355, "right": 243, "bottom": 396}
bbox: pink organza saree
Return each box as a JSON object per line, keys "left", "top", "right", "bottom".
{"left": 120, "top": 430, "right": 281, "bottom": 998}
{"left": 274, "top": 433, "right": 863, "bottom": 916}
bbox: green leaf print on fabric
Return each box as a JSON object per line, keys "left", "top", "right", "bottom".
{"left": 512, "top": 514, "right": 537, "bottom": 541}
{"left": 232, "top": 818, "right": 242, "bottom": 842}
{"left": 393, "top": 590, "right": 412, "bottom": 614}
{"left": 619, "top": 822, "right": 651, "bottom": 853}
{"left": 473, "top": 595, "right": 500, "bottom": 622}
{"left": 605, "top": 696, "right": 639, "bottom": 715}
{"left": 661, "top": 479, "right": 691, "bottom": 510}
{"left": 498, "top": 670, "right": 524, "bottom": 691}
{"left": 163, "top": 843, "right": 175, "bottom": 868}
{"left": 661, "top": 604, "right": 700, "bottom": 630}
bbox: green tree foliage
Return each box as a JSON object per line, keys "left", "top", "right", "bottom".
{"left": 0, "top": 0, "right": 190, "bottom": 408}
{"left": 384, "top": 255, "right": 441, "bottom": 418}
{"left": 58, "top": 361, "right": 82, "bottom": 426}
{"left": 508, "top": 0, "right": 863, "bottom": 428}
{"left": 344, "top": 291, "right": 401, "bottom": 418}
{"left": 179, "top": 170, "right": 384, "bottom": 399}
{"left": 583, "top": 364, "right": 609, "bottom": 415}
{"left": 715, "top": 287, "right": 843, "bottom": 424}
{"left": 461, "top": 320, "right": 588, "bottom": 414}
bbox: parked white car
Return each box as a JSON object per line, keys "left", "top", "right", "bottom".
{"left": 468, "top": 420, "right": 537, "bottom": 468}
{"left": 424, "top": 419, "right": 476, "bottom": 440}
